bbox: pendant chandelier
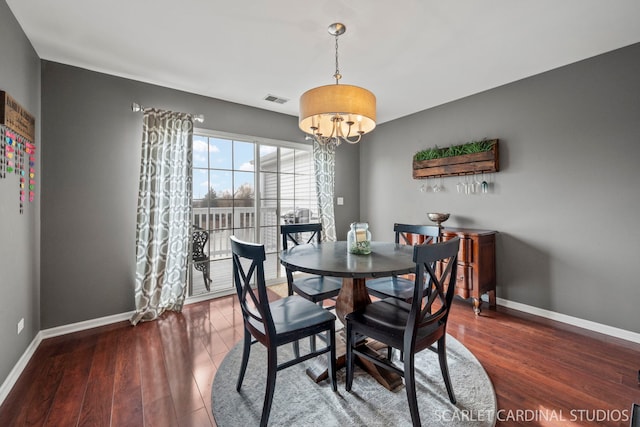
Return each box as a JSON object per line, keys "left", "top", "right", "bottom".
{"left": 299, "top": 23, "right": 376, "bottom": 146}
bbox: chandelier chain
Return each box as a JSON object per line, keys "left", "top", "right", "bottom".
{"left": 333, "top": 34, "right": 341, "bottom": 84}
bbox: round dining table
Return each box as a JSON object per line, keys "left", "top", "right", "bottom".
{"left": 279, "top": 241, "right": 416, "bottom": 390}
{"left": 279, "top": 240, "right": 415, "bottom": 322}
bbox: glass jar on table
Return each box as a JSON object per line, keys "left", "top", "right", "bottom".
{"left": 347, "top": 222, "right": 371, "bottom": 255}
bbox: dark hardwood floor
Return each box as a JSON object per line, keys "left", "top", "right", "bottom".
{"left": 1, "top": 291, "right": 638, "bottom": 426}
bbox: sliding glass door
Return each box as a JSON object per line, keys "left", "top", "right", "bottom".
{"left": 190, "top": 131, "right": 316, "bottom": 296}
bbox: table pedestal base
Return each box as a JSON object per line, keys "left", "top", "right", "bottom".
{"left": 305, "top": 277, "right": 403, "bottom": 391}
{"left": 305, "top": 332, "right": 403, "bottom": 390}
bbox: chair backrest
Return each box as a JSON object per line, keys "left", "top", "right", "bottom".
{"left": 230, "top": 236, "right": 275, "bottom": 342}
{"left": 192, "top": 229, "right": 209, "bottom": 261}
{"left": 281, "top": 223, "right": 322, "bottom": 250}
{"left": 406, "top": 237, "right": 460, "bottom": 349}
{"left": 394, "top": 223, "right": 440, "bottom": 246}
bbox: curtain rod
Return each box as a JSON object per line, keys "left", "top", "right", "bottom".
{"left": 131, "top": 102, "right": 204, "bottom": 123}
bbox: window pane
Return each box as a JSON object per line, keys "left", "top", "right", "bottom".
{"left": 261, "top": 226, "right": 278, "bottom": 254}
{"left": 234, "top": 203, "right": 255, "bottom": 229}
{"left": 295, "top": 174, "right": 313, "bottom": 199}
{"left": 234, "top": 171, "right": 255, "bottom": 200}
{"left": 280, "top": 200, "right": 295, "bottom": 225}
{"left": 260, "top": 145, "right": 278, "bottom": 172}
{"left": 260, "top": 172, "right": 278, "bottom": 199}
{"left": 232, "top": 227, "right": 255, "bottom": 243}
{"left": 193, "top": 135, "right": 209, "bottom": 168}
{"left": 280, "top": 174, "right": 294, "bottom": 199}
{"left": 295, "top": 150, "right": 313, "bottom": 174}
{"left": 298, "top": 200, "right": 319, "bottom": 223}
{"left": 234, "top": 141, "right": 255, "bottom": 171}
{"left": 209, "top": 170, "right": 233, "bottom": 203}
{"left": 209, "top": 137, "right": 232, "bottom": 170}
{"left": 209, "top": 229, "right": 233, "bottom": 259}
{"left": 264, "top": 252, "right": 280, "bottom": 282}
{"left": 260, "top": 199, "right": 279, "bottom": 227}
{"left": 209, "top": 208, "right": 232, "bottom": 230}
{"left": 193, "top": 168, "right": 209, "bottom": 200}
{"left": 280, "top": 148, "right": 295, "bottom": 173}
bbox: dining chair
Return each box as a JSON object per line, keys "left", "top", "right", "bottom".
{"left": 631, "top": 403, "right": 639, "bottom": 427}
{"left": 345, "top": 237, "right": 460, "bottom": 427}
{"left": 366, "top": 223, "right": 441, "bottom": 302}
{"left": 192, "top": 228, "right": 211, "bottom": 291}
{"left": 230, "top": 236, "right": 337, "bottom": 427}
{"left": 281, "top": 223, "right": 342, "bottom": 307}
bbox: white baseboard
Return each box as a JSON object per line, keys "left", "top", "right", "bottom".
{"left": 497, "top": 297, "right": 640, "bottom": 344}
{"left": 0, "top": 331, "right": 42, "bottom": 405}
{"left": 39, "top": 311, "right": 135, "bottom": 339}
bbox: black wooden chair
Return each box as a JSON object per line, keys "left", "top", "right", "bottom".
{"left": 366, "top": 223, "right": 441, "bottom": 302}
{"left": 192, "top": 229, "right": 211, "bottom": 291}
{"left": 281, "top": 223, "right": 342, "bottom": 307}
{"left": 346, "top": 237, "right": 460, "bottom": 427}
{"left": 231, "top": 236, "right": 337, "bottom": 427}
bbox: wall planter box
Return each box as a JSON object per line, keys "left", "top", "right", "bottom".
{"left": 413, "top": 139, "right": 499, "bottom": 179}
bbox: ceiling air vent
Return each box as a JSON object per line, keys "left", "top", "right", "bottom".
{"left": 264, "top": 94, "right": 289, "bottom": 104}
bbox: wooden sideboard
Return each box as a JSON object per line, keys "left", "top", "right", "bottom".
{"left": 440, "top": 227, "right": 496, "bottom": 314}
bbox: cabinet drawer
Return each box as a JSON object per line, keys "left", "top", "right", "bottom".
{"left": 458, "top": 237, "right": 472, "bottom": 264}
{"left": 442, "top": 233, "right": 472, "bottom": 264}
{"left": 455, "top": 264, "right": 473, "bottom": 290}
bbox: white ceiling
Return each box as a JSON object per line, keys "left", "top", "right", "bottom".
{"left": 7, "top": 0, "right": 640, "bottom": 124}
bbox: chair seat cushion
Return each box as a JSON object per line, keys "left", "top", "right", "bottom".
{"left": 366, "top": 276, "right": 414, "bottom": 301}
{"left": 346, "top": 298, "right": 442, "bottom": 348}
{"left": 250, "top": 295, "right": 335, "bottom": 337}
{"left": 292, "top": 275, "right": 342, "bottom": 302}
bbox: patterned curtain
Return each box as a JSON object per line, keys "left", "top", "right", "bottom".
{"left": 312, "top": 140, "right": 337, "bottom": 241}
{"left": 130, "top": 109, "right": 194, "bottom": 325}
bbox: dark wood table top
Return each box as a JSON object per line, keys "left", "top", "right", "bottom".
{"left": 279, "top": 241, "right": 415, "bottom": 279}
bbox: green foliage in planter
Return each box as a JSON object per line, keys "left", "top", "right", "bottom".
{"left": 414, "top": 139, "right": 495, "bottom": 162}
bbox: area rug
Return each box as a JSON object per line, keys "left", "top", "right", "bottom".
{"left": 212, "top": 334, "right": 496, "bottom": 426}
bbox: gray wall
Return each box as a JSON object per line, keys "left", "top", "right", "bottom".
{"left": 0, "top": 1, "right": 41, "bottom": 386}
{"left": 361, "top": 43, "right": 640, "bottom": 333}
{"left": 41, "top": 62, "right": 359, "bottom": 328}
{"left": 334, "top": 142, "right": 360, "bottom": 240}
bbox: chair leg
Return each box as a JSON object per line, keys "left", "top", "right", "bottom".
{"left": 404, "top": 352, "right": 422, "bottom": 427}
{"left": 438, "top": 336, "right": 457, "bottom": 404}
{"left": 292, "top": 340, "right": 300, "bottom": 358}
{"left": 309, "top": 301, "right": 323, "bottom": 353}
{"left": 328, "top": 325, "right": 337, "bottom": 392}
{"left": 260, "top": 345, "right": 278, "bottom": 427}
{"left": 345, "top": 322, "right": 354, "bottom": 392}
{"left": 236, "top": 329, "right": 252, "bottom": 391}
